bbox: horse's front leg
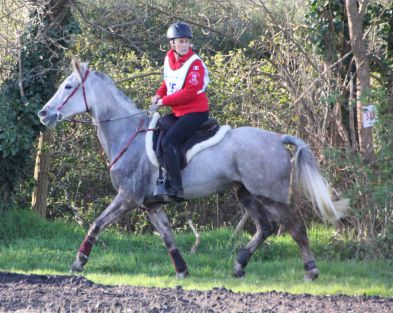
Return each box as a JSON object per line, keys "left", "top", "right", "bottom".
{"left": 71, "top": 192, "right": 134, "bottom": 272}
{"left": 144, "top": 206, "right": 188, "bottom": 279}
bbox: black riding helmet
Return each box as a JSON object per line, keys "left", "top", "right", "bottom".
{"left": 167, "top": 22, "right": 193, "bottom": 40}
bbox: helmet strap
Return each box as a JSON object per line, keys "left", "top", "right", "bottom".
{"left": 171, "top": 39, "right": 184, "bottom": 58}
{"left": 173, "top": 49, "right": 183, "bottom": 57}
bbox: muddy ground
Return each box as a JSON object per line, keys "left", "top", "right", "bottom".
{"left": 0, "top": 272, "right": 392, "bottom": 312}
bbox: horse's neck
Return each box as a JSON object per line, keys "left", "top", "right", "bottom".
{"left": 96, "top": 117, "right": 142, "bottom": 163}
{"left": 90, "top": 84, "right": 145, "bottom": 163}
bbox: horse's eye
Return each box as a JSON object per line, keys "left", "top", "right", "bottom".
{"left": 65, "top": 84, "right": 73, "bottom": 90}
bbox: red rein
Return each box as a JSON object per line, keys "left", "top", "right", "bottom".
{"left": 109, "top": 119, "right": 145, "bottom": 170}
{"left": 108, "top": 119, "right": 156, "bottom": 170}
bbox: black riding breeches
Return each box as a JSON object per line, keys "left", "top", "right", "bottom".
{"left": 162, "top": 111, "right": 209, "bottom": 151}
{"left": 160, "top": 111, "right": 209, "bottom": 192}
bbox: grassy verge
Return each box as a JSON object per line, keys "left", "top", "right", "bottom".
{"left": 0, "top": 209, "right": 392, "bottom": 296}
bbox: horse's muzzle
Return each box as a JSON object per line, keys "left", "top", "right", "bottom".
{"left": 38, "top": 109, "right": 57, "bottom": 128}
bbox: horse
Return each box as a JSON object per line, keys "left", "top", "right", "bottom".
{"left": 38, "top": 58, "right": 345, "bottom": 281}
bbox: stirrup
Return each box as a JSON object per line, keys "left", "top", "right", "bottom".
{"left": 154, "top": 178, "right": 171, "bottom": 202}
{"left": 154, "top": 178, "right": 166, "bottom": 196}
{"left": 153, "top": 178, "right": 184, "bottom": 202}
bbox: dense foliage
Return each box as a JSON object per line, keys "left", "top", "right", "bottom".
{"left": 0, "top": 1, "right": 392, "bottom": 254}
{"left": 0, "top": 1, "right": 80, "bottom": 210}
{"left": 305, "top": 0, "right": 393, "bottom": 241}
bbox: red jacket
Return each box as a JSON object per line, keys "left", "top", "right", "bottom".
{"left": 156, "top": 49, "right": 209, "bottom": 117}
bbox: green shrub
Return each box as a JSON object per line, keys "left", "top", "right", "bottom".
{"left": 324, "top": 87, "right": 393, "bottom": 246}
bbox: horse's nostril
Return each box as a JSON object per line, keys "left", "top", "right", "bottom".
{"left": 39, "top": 110, "right": 47, "bottom": 117}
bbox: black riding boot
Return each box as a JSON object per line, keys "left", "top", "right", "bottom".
{"left": 163, "top": 146, "right": 184, "bottom": 200}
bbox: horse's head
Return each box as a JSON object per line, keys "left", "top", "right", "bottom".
{"left": 38, "top": 57, "right": 91, "bottom": 128}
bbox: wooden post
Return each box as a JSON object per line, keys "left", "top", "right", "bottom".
{"left": 31, "top": 129, "right": 54, "bottom": 218}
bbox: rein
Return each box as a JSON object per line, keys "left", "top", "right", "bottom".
{"left": 66, "top": 110, "right": 157, "bottom": 170}
{"left": 109, "top": 117, "right": 156, "bottom": 170}
{"left": 65, "top": 109, "right": 151, "bottom": 125}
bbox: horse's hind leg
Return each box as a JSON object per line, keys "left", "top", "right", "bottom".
{"left": 256, "top": 196, "right": 319, "bottom": 281}
{"left": 234, "top": 186, "right": 279, "bottom": 278}
{"left": 144, "top": 206, "right": 188, "bottom": 279}
{"left": 71, "top": 192, "right": 134, "bottom": 272}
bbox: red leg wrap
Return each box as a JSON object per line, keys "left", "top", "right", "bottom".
{"left": 78, "top": 235, "right": 95, "bottom": 256}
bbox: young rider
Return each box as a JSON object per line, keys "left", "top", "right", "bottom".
{"left": 152, "top": 22, "right": 210, "bottom": 200}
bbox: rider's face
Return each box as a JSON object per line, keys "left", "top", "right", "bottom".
{"left": 171, "top": 38, "right": 190, "bottom": 56}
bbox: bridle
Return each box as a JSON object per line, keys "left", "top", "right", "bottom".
{"left": 56, "top": 69, "right": 90, "bottom": 121}
{"left": 54, "top": 68, "right": 157, "bottom": 170}
{"left": 57, "top": 69, "right": 156, "bottom": 125}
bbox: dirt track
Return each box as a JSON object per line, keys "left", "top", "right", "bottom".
{"left": 0, "top": 272, "right": 392, "bottom": 312}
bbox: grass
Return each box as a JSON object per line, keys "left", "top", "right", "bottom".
{"left": 0, "top": 209, "right": 392, "bottom": 297}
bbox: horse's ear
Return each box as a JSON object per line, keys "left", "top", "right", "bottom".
{"left": 71, "top": 56, "right": 88, "bottom": 82}
{"left": 71, "top": 56, "right": 82, "bottom": 82}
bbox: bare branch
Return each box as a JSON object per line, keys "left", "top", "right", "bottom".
{"left": 188, "top": 219, "right": 200, "bottom": 254}
{"left": 233, "top": 211, "right": 249, "bottom": 237}
{"left": 73, "top": 1, "right": 144, "bottom": 55}
{"left": 292, "top": 50, "right": 353, "bottom": 107}
{"left": 147, "top": 4, "right": 271, "bottom": 60}
{"left": 250, "top": 0, "right": 320, "bottom": 73}
{"left": 17, "top": 34, "right": 26, "bottom": 101}
{"left": 116, "top": 71, "right": 160, "bottom": 84}
{"left": 358, "top": 0, "right": 369, "bottom": 17}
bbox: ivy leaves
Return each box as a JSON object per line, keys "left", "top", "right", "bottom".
{"left": 0, "top": 4, "right": 80, "bottom": 210}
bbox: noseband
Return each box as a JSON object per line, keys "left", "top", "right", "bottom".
{"left": 56, "top": 69, "right": 90, "bottom": 121}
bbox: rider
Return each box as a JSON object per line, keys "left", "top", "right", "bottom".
{"left": 152, "top": 22, "right": 210, "bottom": 200}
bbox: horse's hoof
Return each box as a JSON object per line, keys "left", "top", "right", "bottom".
{"left": 176, "top": 269, "right": 188, "bottom": 279}
{"left": 70, "top": 261, "right": 84, "bottom": 273}
{"left": 304, "top": 268, "right": 319, "bottom": 281}
{"left": 70, "top": 252, "right": 88, "bottom": 273}
{"left": 233, "top": 269, "right": 245, "bottom": 278}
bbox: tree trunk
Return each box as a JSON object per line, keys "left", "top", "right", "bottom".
{"left": 28, "top": 0, "right": 74, "bottom": 217}
{"left": 31, "top": 129, "right": 54, "bottom": 218}
{"left": 345, "top": 0, "right": 375, "bottom": 163}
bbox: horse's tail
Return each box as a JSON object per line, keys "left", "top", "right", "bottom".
{"left": 281, "top": 134, "right": 346, "bottom": 223}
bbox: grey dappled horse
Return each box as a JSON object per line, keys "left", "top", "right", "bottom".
{"left": 38, "top": 59, "right": 344, "bottom": 281}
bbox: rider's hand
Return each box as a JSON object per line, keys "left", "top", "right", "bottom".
{"left": 151, "top": 95, "right": 160, "bottom": 105}
{"left": 150, "top": 95, "right": 161, "bottom": 112}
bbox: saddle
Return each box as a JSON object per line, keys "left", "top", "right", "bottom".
{"left": 153, "top": 115, "right": 220, "bottom": 170}
{"left": 145, "top": 113, "right": 231, "bottom": 170}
